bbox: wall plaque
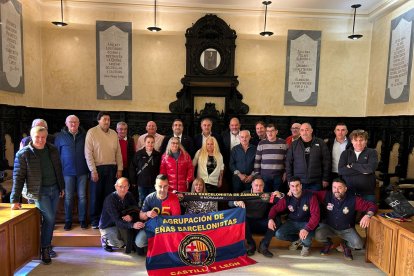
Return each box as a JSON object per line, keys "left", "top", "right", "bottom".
{"left": 96, "top": 21, "right": 131, "bottom": 100}
{"left": 284, "top": 30, "right": 321, "bottom": 106}
{"left": 0, "top": 0, "right": 24, "bottom": 93}
{"left": 385, "top": 8, "right": 414, "bottom": 104}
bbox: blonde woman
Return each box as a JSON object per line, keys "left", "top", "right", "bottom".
{"left": 182, "top": 178, "right": 218, "bottom": 214}
{"left": 160, "top": 137, "right": 194, "bottom": 192}
{"left": 192, "top": 136, "right": 224, "bottom": 193}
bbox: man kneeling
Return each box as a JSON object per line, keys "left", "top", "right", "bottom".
{"left": 314, "top": 178, "right": 377, "bottom": 260}
{"left": 99, "top": 177, "right": 144, "bottom": 252}
{"left": 259, "top": 176, "right": 320, "bottom": 257}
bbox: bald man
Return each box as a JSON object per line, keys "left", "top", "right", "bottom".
{"left": 136, "top": 121, "right": 165, "bottom": 152}
{"left": 285, "top": 123, "right": 301, "bottom": 147}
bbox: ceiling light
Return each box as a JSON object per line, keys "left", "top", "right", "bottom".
{"left": 348, "top": 4, "right": 363, "bottom": 40}
{"left": 147, "top": 0, "right": 161, "bottom": 32}
{"left": 52, "top": 0, "right": 67, "bottom": 27}
{"left": 260, "top": 1, "right": 273, "bottom": 37}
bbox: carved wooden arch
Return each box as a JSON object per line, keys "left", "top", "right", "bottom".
{"left": 169, "top": 14, "right": 249, "bottom": 116}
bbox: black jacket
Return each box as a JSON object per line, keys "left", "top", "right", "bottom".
{"left": 10, "top": 143, "right": 65, "bottom": 202}
{"left": 129, "top": 148, "right": 161, "bottom": 188}
{"left": 286, "top": 137, "right": 331, "bottom": 184}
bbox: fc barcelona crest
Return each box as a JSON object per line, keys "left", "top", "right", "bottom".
{"left": 343, "top": 207, "right": 349, "bottom": 214}
{"left": 178, "top": 234, "right": 216, "bottom": 266}
{"left": 303, "top": 204, "right": 309, "bottom": 211}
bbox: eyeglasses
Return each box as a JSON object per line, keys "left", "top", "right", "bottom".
{"left": 117, "top": 185, "right": 129, "bottom": 189}
{"left": 291, "top": 127, "right": 300, "bottom": 130}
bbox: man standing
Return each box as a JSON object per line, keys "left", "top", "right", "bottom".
{"left": 285, "top": 123, "right": 301, "bottom": 147}
{"left": 221, "top": 117, "right": 241, "bottom": 166}
{"left": 314, "top": 178, "right": 377, "bottom": 260}
{"left": 338, "top": 130, "right": 378, "bottom": 203}
{"left": 286, "top": 122, "right": 331, "bottom": 191}
{"left": 229, "top": 130, "right": 256, "bottom": 193}
{"left": 251, "top": 121, "right": 267, "bottom": 146}
{"left": 259, "top": 177, "right": 320, "bottom": 257}
{"left": 134, "top": 174, "right": 181, "bottom": 253}
{"left": 136, "top": 121, "right": 165, "bottom": 152}
{"left": 326, "top": 123, "right": 350, "bottom": 181}
{"left": 55, "top": 115, "right": 90, "bottom": 230}
{"left": 254, "top": 123, "right": 288, "bottom": 192}
{"left": 11, "top": 126, "right": 65, "bottom": 264}
{"left": 99, "top": 177, "right": 145, "bottom": 253}
{"left": 85, "top": 111, "right": 123, "bottom": 229}
{"left": 193, "top": 117, "right": 223, "bottom": 153}
{"left": 160, "top": 119, "right": 194, "bottom": 156}
{"left": 116, "top": 121, "right": 136, "bottom": 179}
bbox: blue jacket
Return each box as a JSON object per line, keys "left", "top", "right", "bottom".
{"left": 229, "top": 143, "right": 256, "bottom": 175}
{"left": 54, "top": 127, "right": 89, "bottom": 176}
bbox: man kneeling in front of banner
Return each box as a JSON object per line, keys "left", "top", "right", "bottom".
{"left": 135, "top": 174, "right": 181, "bottom": 255}
{"left": 99, "top": 177, "right": 144, "bottom": 253}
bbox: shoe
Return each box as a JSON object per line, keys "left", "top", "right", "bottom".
{"left": 336, "top": 244, "right": 344, "bottom": 252}
{"left": 320, "top": 241, "right": 333, "bottom": 255}
{"left": 342, "top": 244, "right": 353, "bottom": 261}
{"left": 64, "top": 222, "right": 72, "bottom": 231}
{"left": 92, "top": 224, "right": 99, "bottom": 229}
{"left": 136, "top": 246, "right": 146, "bottom": 256}
{"left": 101, "top": 238, "right": 113, "bottom": 252}
{"left": 300, "top": 246, "right": 310, "bottom": 257}
{"left": 258, "top": 241, "right": 274, "bottom": 258}
{"left": 247, "top": 247, "right": 256, "bottom": 256}
{"left": 48, "top": 246, "right": 57, "bottom": 258}
{"left": 80, "top": 221, "right": 88, "bottom": 230}
{"left": 41, "top": 247, "right": 52, "bottom": 265}
{"left": 289, "top": 239, "right": 302, "bottom": 250}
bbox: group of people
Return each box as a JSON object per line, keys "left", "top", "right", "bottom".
{"left": 9, "top": 113, "right": 379, "bottom": 265}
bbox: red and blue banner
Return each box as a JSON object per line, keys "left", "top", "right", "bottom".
{"left": 145, "top": 208, "right": 256, "bottom": 276}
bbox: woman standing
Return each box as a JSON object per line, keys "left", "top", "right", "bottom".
{"left": 130, "top": 135, "right": 161, "bottom": 206}
{"left": 193, "top": 136, "right": 224, "bottom": 193}
{"left": 182, "top": 178, "right": 218, "bottom": 214}
{"left": 160, "top": 137, "right": 194, "bottom": 192}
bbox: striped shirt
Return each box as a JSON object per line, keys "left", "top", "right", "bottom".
{"left": 254, "top": 138, "right": 287, "bottom": 177}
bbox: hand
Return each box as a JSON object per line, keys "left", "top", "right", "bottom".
{"left": 91, "top": 171, "right": 99, "bottom": 182}
{"left": 59, "top": 191, "right": 65, "bottom": 198}
{"left": 322, "top": 181, "right": 329, "bottom": 188}
{"left": 272, "top": 191, "right": 283, "bottom": 199}
{"left": 360, "top": 215, "right": 371, "bottom": 228}
{"left": 146, "top": 210, "right": 158, "bottom": 219}
{"left": 11, "top": 203, "right": 21, "bottom": 210}
{"left": 245, "top": 175, "right": 254, "bottom": 183}
{"left": 299, "top": 229, "right": 309, "bottom": 240}
{"left": 238, "top": 173, "right": 246, "bottom": 182}
{"left": 282, "top": 172, "right": 287, "bottom": 182}
{"left": 133, "top": 221, "right": 145, "bottom": 230}
{"left": 234, "top": 201, "right": 245, "bottom": 208}
{"left": 122, "top": 215, "right": 133, "bottom": 222}
{"left": 268, "top": 219, "right": 277, "bottom": 231}
{"left": 116, "top": 170, "right": 122, "bottom": 179}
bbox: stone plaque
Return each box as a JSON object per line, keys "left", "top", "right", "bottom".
{"left": 0, "top": 0, "right": 24, "bottom": 93}
{"left": 96, "top": 21, "right": 131, "bottom": 100}
{"left": 284, "top": 30, "right": 321, "bottom": 106}
{"left": 385, "top": 8, "right": 414, "bottom": 104}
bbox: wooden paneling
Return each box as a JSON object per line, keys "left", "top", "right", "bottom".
{"left": 395, "top": 228, "right": 414, "bottom": 276}
{"left": 0, "top": 224, "right": 11, "bottom": 276}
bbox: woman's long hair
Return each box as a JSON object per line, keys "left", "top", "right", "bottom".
{"left": 190, "top": 178, "right": 207, "bottom": 193}
{"left": 165, "top": 136, "right": 188, "bottom": 156}
{"left": 198, "top": 136, "right": 221, "bottom": 162}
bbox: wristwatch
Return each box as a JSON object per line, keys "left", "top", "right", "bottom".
{"left": 367, "top": 213, "right": 373, "bottom": 218}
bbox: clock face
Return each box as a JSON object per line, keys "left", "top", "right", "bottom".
{"left": 200, "top": 48, "right": 221, "bottom": 71}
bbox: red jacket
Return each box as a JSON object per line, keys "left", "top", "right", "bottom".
{"left": 160, "top": 151, "right": 194, "bottom": 192}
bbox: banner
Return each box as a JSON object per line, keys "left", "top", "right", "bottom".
{"left": 145, "top": 208, "right": 256, "bottom": 276}
{"left": 176, "top": 192, "right": 281, "bottom": 202}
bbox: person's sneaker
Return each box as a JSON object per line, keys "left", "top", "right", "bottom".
{"left": 300, "top": 246, "right": 310, "bottom": 257}
{"left": 257, "top": 241, "right": 274, "bottom": 258}
{"left": 48, "top": 246, "right": 57, "bottom": 258}
{"left": 92, "top": 224, "right": 99, "bottom": 229}
{"left": 336, "top": 244, "right": 344, "bottom": 252}
{"left": 289, "top": 239, "right": 302, "bottom": 250}
{"left": 320, "top": 242, "right": 334, "bottom": 255}
{"left": 64, "top": 222, "right": 72, "bottom": 231}
{"left": 80, "top": 221, "right": 88, "bottom": 230}
{"left": 247, "top": 247, "right": 256, "bottom": 256}
{"left": 343, "top": 244, "right": 353, "bottom": 261}
{"left": 41, "top": 247, "right": 52, "bottom": 265}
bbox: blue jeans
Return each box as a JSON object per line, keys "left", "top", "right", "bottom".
{"left": 35, "top": 185, "right": 60, "bottom": 248}
{"left": 315, "top": 223, "right": 363, "bottom": 249}
{"left": 89, "top": 165, "right": 117, "bottom": 226}
{"left": 275, "top": 220, "right": 315, "bottom": 248}
{"left": 263, "top": 175, "right": 282, "bottom": 192}
{"left": 64, "top": 174, "right": 88, "bottom": 223}
{"left": 138, "top": 186, "right": 155, "bottom": 206}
